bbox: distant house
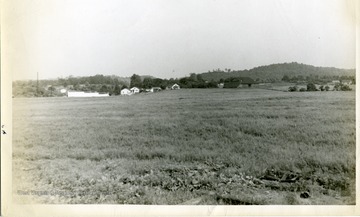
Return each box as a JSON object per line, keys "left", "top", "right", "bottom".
{"left": 121, "top": 88, "right": 131, "bottom": 95}
{"left": 332, "top": 80, "right": 340, "bottom": 84}
{"left": 67, "top": 91, "right": 109, "bottom": 97}
{"left": 130, "top": 87, "right": 140, "bottom": 94}
{"left": 151, "top": 87, "right": 162, "bottom": 92}
{"left": 223, "top": 77, "right": 256, "bottom": 88}
{"left": 171, "top": 84, "right": 180, "bottom": 90}
{"left": 217, "top": 83, "right": 224, "bottom": 88}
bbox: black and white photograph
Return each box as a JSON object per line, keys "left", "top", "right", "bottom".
{"left": 1, "top": 0, "right": 358, "bottom": 215}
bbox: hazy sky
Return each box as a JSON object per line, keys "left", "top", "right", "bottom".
{"left": 4, "top": 0, "right": 356, "bottom": 80}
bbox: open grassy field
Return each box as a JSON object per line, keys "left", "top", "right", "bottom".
{"left": 12, "top": 88, "right": 355, "bottom": 205}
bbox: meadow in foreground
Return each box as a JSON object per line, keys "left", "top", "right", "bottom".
{"left": 12, "top": 88, "right": 355, "bottom": 204}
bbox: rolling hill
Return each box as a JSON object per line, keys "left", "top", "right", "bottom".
{"left": 198, "top": 62, "right": 355, "bottom": 82}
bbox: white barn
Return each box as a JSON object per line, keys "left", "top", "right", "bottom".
{"left": 67, "top": 91, "right": 109, "bottom": 97}
{"left": 121, "top": 88, "right": 131, "bottom": 95}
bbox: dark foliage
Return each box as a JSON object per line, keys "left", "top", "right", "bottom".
{"left": 130, "top": 74, "right": 142, "bottom": 88}
{"left": 113, "top": 84, "right": 121, "bottom": 95}
{"left": 307, "top": 83, "right": 318, "bottom": 91}
{"left": 199, "top": 62, "right": 355, "bottom": 83}
{"left": 334, "top": 83, "right": 352, "bottom": 91}
{"left": 288, "top": 86, "right": 298, "bottom": 92}
{"left": 223, "top": 77, "right": 256, "bottom": 88}
{"left": 282, "top": 75, "right": 290, "bottom": 82}
{"left": 178, "top": 74, "right": 218, "bottom": 88}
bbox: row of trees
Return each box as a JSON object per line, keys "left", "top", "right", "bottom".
{"left": 200, "top": 62, "right": 355, "bottom": 82}
{"left": 288, "top": 83, "right": 352, "bottom": 92}
{"left": 178, "top": 73, "right": 218, "bottom": 88}
{"left": 129, "top": 73, "right": 219, "bottom": 89}
{"left": 12, "top": 81, "right": 124, "bottom": 97}
{"left": 12, "top": 68, "right": 355, "bottom": 97}
{"left": 282, "top": 74, "right": 355, "bottom": 84}
{"left": 57, "top": 74, "right": 129, "bottom": 88}
{"left": 13, "top": 81, "right": 57, "bottom": 97}
{"left": 129, "top": 74, "right": 172, "bottom": 89}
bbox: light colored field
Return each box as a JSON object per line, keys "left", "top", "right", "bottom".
{"left": 12, "top": 88, "right": 355, "bottom": 204}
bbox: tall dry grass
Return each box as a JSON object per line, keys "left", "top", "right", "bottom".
{"left": 12, "top": 89, "right": 355, "bottom": 204}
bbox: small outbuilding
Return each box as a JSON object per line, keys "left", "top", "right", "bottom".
{"left": 171, "top": 84, "right": 180, "bottom": 90}
{"left": 151, "top": 87, "right": 162, "bottom": 92}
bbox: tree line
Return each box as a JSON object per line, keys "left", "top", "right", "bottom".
{"left": 129, "top": 73, "right": 219, "bottom": 89}
{"left": 281, "top": 74, "right": 355, "bottom": 84}
{"left": 12, "top": 62, "right": 356, "bottom": 97}
{"left": 13, "top": 72, "right": 220, "bottom": 97}
{"left": 200, "top": 62, "right": 355, "bottom": 82}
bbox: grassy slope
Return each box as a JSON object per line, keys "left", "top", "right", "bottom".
{"left": 12, "top": 89, "right": 355, "bottom": 204}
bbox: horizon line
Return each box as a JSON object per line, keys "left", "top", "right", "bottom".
{"left": 13, "top": 62, "right": 356, "bottom": 82}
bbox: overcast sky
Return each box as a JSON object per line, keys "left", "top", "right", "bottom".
{"left": 4, "top": 0, "right": 356, "bottom": 80}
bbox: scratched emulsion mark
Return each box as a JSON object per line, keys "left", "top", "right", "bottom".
{"left": 2, "top": 124, "right": 6, "bottom": 135}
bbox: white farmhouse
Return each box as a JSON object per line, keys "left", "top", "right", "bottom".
{"left": 130, "top": 87, "right": 140, "bottom": 94}
{"left": 121, "top": 88, "right": 131, "bottom": 95}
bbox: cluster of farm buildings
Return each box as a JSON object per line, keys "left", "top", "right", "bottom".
{"left": 291, "top": 79, "right": 353, "bottom": 91}
{"left": 315, "top": 80, "right": 352, "bottom": 90}
{"left": 52, "top": 78, "right": 353, "bottom": 98}
{"left": 67, "top": 84, "right": 180, "bottom": 97}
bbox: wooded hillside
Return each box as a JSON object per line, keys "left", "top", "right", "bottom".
{"left": 199, "top": 62, "right": 355, "bottom": 82}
